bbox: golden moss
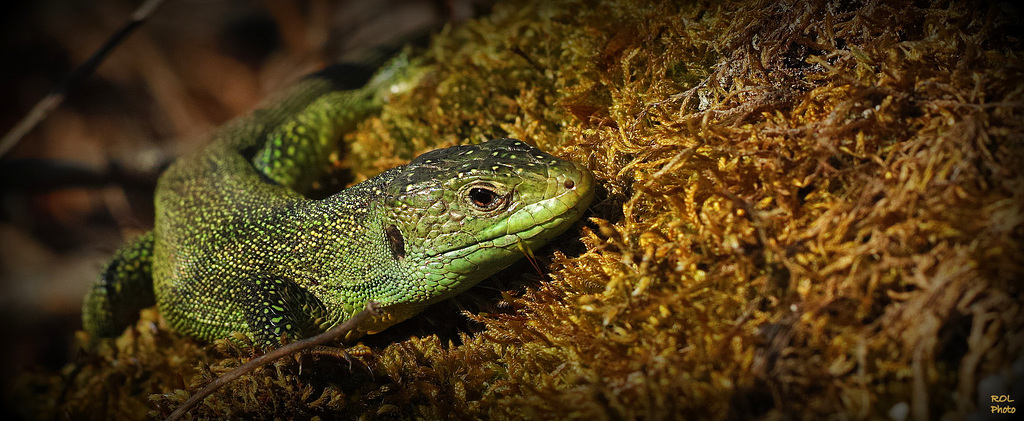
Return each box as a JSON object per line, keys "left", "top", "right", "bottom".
{"left": 13, "top": 0, "right": 1023, "bottom": 419}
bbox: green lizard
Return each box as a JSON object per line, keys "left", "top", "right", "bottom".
{"left": 81, "top": 55, "right": 595, "bottom": 346}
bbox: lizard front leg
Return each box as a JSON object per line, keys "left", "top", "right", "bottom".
{"left": 243, "top": 274, "right": 329, "bottom": 348}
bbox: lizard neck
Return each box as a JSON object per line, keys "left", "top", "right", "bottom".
{"left": 284, "top": 167, "right": 412, "bottom": 322}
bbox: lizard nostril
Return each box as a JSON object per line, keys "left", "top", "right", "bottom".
{"left": 564, "top": 179, "right": 575, "bottom": 189}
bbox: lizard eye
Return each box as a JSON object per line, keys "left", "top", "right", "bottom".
{"left": 467, "top": 186, "right": 505, "bottom": 211}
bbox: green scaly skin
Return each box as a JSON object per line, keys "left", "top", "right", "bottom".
{"left": 82, "top": 56, "right": 595, "bottom": 346}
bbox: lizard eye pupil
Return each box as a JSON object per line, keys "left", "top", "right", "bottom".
{"left": 469, "top": 187, "right": 501, "bottom": 210}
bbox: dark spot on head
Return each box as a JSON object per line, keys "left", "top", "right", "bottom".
{"left": 386, "top": 225, "right": 406, "bottom": 260}
{"left": 564, "top": 180, "right": 575, "bottom": 189}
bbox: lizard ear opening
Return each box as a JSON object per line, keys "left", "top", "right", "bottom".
{"left": 385, "top": 225, "right": 406, "bottom": 260}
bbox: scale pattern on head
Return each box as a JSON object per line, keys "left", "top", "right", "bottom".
{"left": 374, "top": 138, "right": 594, "bottom": 307}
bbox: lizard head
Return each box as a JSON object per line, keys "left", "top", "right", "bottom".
{"left": 377, "top": 138, "right": 595, "bottom": 309}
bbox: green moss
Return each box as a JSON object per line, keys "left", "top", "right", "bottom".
{"left": 13, "top": 0, "right": 1023, "bottom": 419}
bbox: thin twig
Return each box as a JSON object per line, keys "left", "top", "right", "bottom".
{"left": 0, "top": 0, "right": 167, "bottom": 159}
{"left": 164, "top": 301, "right": 382, "bottom": 421}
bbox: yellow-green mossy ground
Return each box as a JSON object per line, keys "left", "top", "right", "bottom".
{"left": 11, "top": 0, "right": 1023, "bottom": 419}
